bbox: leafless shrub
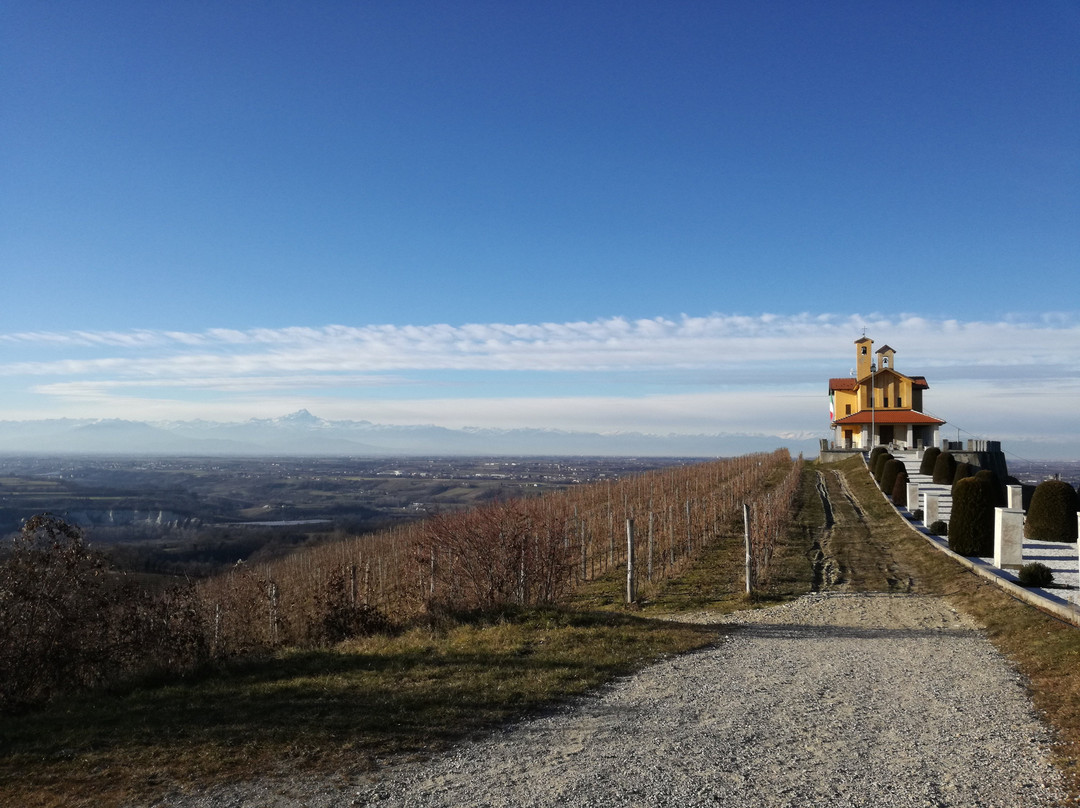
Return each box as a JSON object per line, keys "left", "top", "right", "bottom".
{"left": 416, "top": 498, "right": 577, "bottom": 611}
{"left": 0, "top": 514, "right": 208, "bottom": 712}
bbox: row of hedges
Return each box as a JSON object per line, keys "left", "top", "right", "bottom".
{"left": 874, "top": 449, "right": 1079, "bottom": 553}
{"left": 951, "top": 474, "right": 1078, "bottom": 553}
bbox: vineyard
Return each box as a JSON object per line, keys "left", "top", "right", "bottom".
{"left": 0, "top": 450, "right": 801, "bottom": 712}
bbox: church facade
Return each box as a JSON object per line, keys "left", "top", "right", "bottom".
{"left": 828, "top": 337, "right": 945, "bottom": 450}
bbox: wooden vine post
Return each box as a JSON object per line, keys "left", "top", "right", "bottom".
{"left": 743, "top": 503, "right": 753, "bottom": 595}
{"left": 626, "top": 517, "right": 636, "bottom": 604}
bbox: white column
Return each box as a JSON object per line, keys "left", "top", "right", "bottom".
{"left": 994, "top": 508, "right": 1025, "bottom": 568}
{"left": 1007, "top": 485, "right": 1024, "bottom": 510}
{"left": 906, "top": 482, "right": 920, "bottom": 511}
{"left": 1075, "top": 514, "right": 1080, "bottom": 588}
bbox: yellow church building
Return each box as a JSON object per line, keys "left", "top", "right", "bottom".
{"left": 829, "top": 337, "right": 945, "bottom": 450}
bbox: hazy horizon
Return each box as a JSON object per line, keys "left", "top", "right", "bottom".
{"left": 3, "top": 4, "right": 1077, "bottom": 455}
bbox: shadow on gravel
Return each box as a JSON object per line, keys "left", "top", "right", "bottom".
{"left": 730, "top": 622, "right": 980, "bottom": 641}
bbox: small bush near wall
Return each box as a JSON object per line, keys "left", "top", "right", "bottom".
{"left": 1017, "top": 562, "right": 1054, "bottom": 587}
{"left": 1025, "top": 479, "right": 1080, "bottom": 542}
{"left": 919, "top": 446, "right": 941, "bottom": 476}
{"left": 932, "top": 451, "right": 957, "bottom": 485}
{"left": 929, "top": 520, "right": 948, "bottom": 536}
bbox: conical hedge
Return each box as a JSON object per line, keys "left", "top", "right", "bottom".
{"left": 891, "top": 467, "right": 910, "bottom": 507}
{"left": 1025, "top": 479, "right": 1079, "bottom": 542}
{"left": 881, "top": 458, "right": 905, "bottom": 496}
{"left": 951, "top": 462, "right": 974, "bottom": 489}
{"left": 975, "top": 469, "right": 1006, "bottom": 508}
{"left": 932, "top": 451, "right": 957, "bottom": 485}
{"left": 873, "top": 452, "right": 894, "bottom": 483}
{"left": 919, "top": 446, "right": 941, "bottom": 476}
{"left": 949, "top": 476, "right": 996, "bottom": 556}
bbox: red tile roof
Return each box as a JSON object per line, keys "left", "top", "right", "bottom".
{"left": 830, "top": 375, "right": 929, "bottom": 390}
{"left": 832, "top": 410, "right": 945, "bottom": 426}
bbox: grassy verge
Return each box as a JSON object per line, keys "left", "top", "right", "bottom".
{"left": 0, "top": 609, "right": 718, "bottom": 808}
{"left": 827, "top": 455, "right": 1080, "bottom": 802}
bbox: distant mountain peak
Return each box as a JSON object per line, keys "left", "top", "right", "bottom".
{"left": 281, "top": 409, "right": 319, "bottom": 423}
{"left": 248, "top": 409, "right": 328, "bottom": 428}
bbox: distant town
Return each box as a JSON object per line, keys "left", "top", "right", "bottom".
{"left": 0, "top": 455, "right": 695, "bottom": 577}
{"left": 2, "top": 451, "right": 1075, "bottom": 583}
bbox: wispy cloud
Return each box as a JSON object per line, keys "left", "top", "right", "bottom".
{"left": 2, "top": 312, "right": 1079, "bottom": 446}
{"left": 31, "top": 374, "right": 413, "bottom": 396}
{"left": 4, "top": 312, "right": 1080, "bottom": 380}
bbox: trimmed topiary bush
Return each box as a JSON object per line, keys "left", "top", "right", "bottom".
{"left": 949, "top": 476, "right": 996, "bottom": 556}
{"left": 869, "top": 446, "right": 887, "bottom": 469}
{"left": 891, "top": 467, "right": 909, "bottom": 506}
{"left": 975, "top": 469, "right": 1006, "bottom": 508}
{"left": 919, "top": 446, "right": 941, "bottom": 476}
{"left": 881, "top": 459, "right": 904, "bottom": 497}
{"left": 911, "top": 508, "right": 924, "bottom": 522}
{"left": 1025, "top": 479, "right": 1080, "bottom": 542}
{"left": 951, "top": 462, "right": 974, "bottom": 489}
{"left": 929, "top": 520, "right": 948, "bottom": 536}
{"left": 873, "top": 452, "right": 894, "bottom": 483}
{"left": 1017, "top": 562, "right": 1054, "bottom": 588}
{"left": 932, "top": 451, "right": 957, "bottom": 485}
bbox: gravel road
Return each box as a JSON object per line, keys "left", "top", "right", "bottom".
{"left": 156, "top": 592, "right": 1067, "bottom": 808}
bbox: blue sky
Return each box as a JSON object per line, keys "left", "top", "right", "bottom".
{"left": 2, "top": 2, "right": 1079, "bottom": 455}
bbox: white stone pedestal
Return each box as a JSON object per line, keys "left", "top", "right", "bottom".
{"left": 994, "top": 508, "right": 1025, "bottom": 568}
{"left": 1007, "top": 485, "right": 1024, "bottom": 510}
{"left": 924, "top": 492, "right": 940, "bottom": 527}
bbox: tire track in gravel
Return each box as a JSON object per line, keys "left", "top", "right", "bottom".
{"left": 809, "top": 471, "right": 837, "bottom": 590}
{"left": 815, "top": 469, "right": 915, "bottom": 594}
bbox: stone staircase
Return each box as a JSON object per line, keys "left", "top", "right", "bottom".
{"left": 890, "top": 450, "right": 952, "bottom": 523}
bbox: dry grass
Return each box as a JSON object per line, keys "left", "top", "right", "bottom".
{"left": 0, "top": 608, "right": 718, "bottom": 808}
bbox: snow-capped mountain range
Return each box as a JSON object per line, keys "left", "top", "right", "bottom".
{"left": 0, "top": 410, "right": 819, "bottom": 457}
